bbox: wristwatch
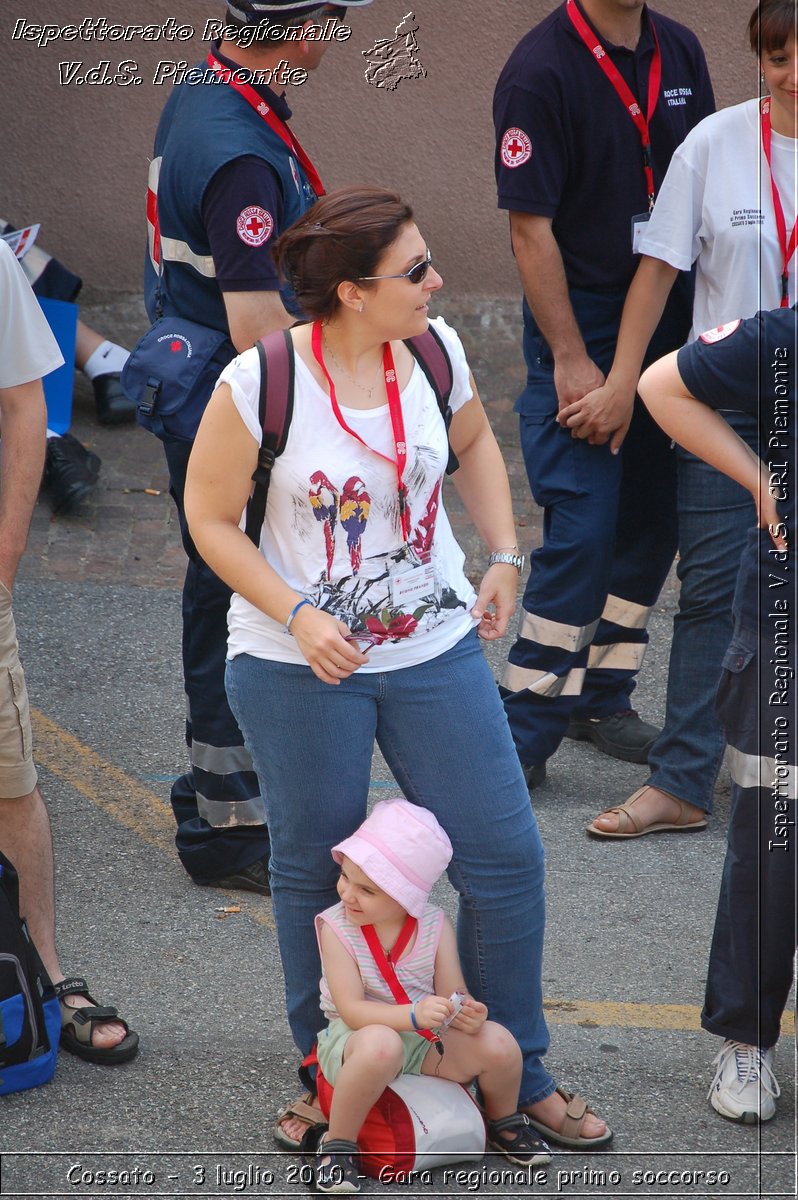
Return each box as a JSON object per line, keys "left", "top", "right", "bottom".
{"left": 488, "top": 550, "right": 525, "bottom": 573}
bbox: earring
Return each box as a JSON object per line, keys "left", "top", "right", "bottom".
{"left": 358, "top": 302, "right": 364, "bottom": 313}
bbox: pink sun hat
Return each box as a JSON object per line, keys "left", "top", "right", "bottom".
{"left": 332, "top": 799, "right": 453, "bottom": 918}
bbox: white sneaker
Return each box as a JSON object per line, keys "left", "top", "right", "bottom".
{"left": 708, "top": 1041, "right": 780, "bottom": 1123}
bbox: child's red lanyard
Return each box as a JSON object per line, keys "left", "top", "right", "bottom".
{"left": 361, "top": 917, "right": 442, "bottom": 1054}
{"left": 206, "top": 52, "right": 325, "bottom": 198}
{"left": 311, "top": 321, "right": 411, "bottom": 542}
{"left": 761, "top": 98, "right": 797, "bottom": 307}
{"left": 566, "top": 0, "right": 661, "bottom": 211}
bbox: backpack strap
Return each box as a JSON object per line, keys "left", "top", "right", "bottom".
{"left": 404, "top": 324, "right": 459, "bottom": 474}
{"left": 244, "top": 323, "right": 457, "bottom": 547}
{"left": 244, "top": 328, "right": 295, "bottom": 546}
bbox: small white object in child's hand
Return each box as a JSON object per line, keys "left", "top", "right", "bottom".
{"left": 439, "top": 990, "right": 466, "bottom": 1030}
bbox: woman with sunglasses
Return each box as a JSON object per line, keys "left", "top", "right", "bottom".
{"left": 185, "top": 185, "right": 610, "bottom": 1152}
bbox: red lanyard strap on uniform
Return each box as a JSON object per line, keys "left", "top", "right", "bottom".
{"left": 361, "top": 918, "right": 442, "bottom": 1053}
{"left": 206, "top": 52, "right": 325, "bottom": 198}
{"left": 761, "top": 98, "right": 797, "bottom": 307}
{"left": 311, "top": 321, "right": 411, "bottom": 542}
{"left": 566, "top": 0, "right": 661, "bottom": 211}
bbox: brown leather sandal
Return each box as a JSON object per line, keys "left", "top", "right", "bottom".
{"left": 587, "top": 786, "right": 708, "bottom": 839}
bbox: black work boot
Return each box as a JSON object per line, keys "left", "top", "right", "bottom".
{"left": 42, "top": 433, "right": 101, "bottom": 515}
{"left": 192, "top": 855, "right": 271, "bottom": 896}
{"left": 565, "top": 710, "right": 660, "bottom": 764}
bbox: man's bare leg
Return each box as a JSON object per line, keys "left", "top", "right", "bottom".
{"left": 0, "top": 785, "right": 126, "bottom": 1048}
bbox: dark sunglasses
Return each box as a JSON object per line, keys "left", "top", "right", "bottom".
{"left": 358, "top": 249, "right": 433, "bottom": 286}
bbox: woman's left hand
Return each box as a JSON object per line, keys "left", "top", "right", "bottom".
{"left": 449, "top": 996, "right": 488, "bottom": 1034}
{"left": 756, "top": 465, "right": 788, "bottom": 552}
{"left": 471, "top": 564, "right": 519, "bottom": 640}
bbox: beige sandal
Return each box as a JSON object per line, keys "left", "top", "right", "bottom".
{"left": 273, "top": 1091, "right": 327, "bottom": 1150}
{"left": 587, "top": 786, "right": 708, "bottom": 839}
{"left": 524, "top": 1087, "right": 613, "bottom": 1149}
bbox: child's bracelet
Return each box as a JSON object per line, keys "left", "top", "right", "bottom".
{"left": 286, "top": 598, "right": 312, "bottom": 633}
{"left": 410, "top": 1002, "right": 420, "bottom": 1031}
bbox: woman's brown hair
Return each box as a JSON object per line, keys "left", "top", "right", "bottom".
{"left": 272, "top": 185, "right": 414, "bottom": 320}
{"left": 749, "top": 0, "right": 797, "bottom": 54}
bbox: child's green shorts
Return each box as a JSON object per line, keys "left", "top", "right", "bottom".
{"left": 317, "top": 1018, "right": 431, "bottom": 1084}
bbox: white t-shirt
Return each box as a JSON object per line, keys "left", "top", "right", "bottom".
{"left": 222, "top": 316, "right": 478, "bottom": 671}
{"left": 639, "top": 98, "right": 798, "bottom": 337}
{"left": 0, "top": 240, "right": 63, "bottom": 388}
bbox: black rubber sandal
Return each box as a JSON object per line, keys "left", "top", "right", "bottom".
{"left": 315, "top": 1137, "right": 361, "bottom": 1194}
{"left": 54, "top": 977, "right": 139, "bottom": 1065}
{"left": 487, "top": 1112, "right": 552, "bottom": 1165}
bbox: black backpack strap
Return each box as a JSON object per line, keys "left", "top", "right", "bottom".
{"left": 244, "top": 329, "right": 295, "bottom": 546}
{"left": 404, "top": 325, "right": 459, "bottom": 474}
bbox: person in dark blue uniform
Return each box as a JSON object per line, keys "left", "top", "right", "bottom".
{"left": 637, "top": 306, "right": 796, "bottom": 1124}
{"left": 141, "top": 0, "right": 372, "bottom": 892}
{"left": 492, "top": 0, "right": 714, "bottom": 788}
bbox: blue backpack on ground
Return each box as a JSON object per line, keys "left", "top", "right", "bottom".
{"left": 0, "top": 851, "right": 61, "bottom": 1095}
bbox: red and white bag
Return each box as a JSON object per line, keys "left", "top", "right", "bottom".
{"left": 316, "top": 1066, "right": 486, "bottom": 1176}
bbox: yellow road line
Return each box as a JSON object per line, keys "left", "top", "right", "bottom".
{"left": 30, "top": 709, "right": 797, "bottom": 1033}
{"left": 543, "top": 998, "right": 795, "bottom": 1036}
{"left": 30, "top": 708, "right": 275, "bottom": 930}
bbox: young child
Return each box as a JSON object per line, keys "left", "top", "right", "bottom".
{"left": 637, "top": 306, "right": 796, "bottom": 1124}
{"left": 313, "top": 798, "right": 552, "bottom": 1193}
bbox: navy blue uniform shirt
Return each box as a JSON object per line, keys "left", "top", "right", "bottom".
{"left": 493, "top": 1, "right": 714, "bottom": 291}
{"left": 200, "top": 42, "right": 291, "bottom": 294}
{"left": 678, "top": 309, "right": 797, "bottom": 638}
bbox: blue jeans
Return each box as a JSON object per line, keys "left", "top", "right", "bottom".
{"left": 226, "top": 629, "right": 555, "bottom": 1106}
{"left": 647, "top": 412, "right": 759, "bottom": 813}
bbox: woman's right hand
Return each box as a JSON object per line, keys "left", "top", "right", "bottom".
{"left": 290, "top": 605, "right": 369, "bottom": 684}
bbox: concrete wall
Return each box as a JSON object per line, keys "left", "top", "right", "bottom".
{"left": 2, "top": 0, "right": 758, "bottom": 302}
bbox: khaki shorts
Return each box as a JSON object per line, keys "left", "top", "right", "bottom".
{"left": 317, "top": 1017, "right": 431, "bottom": 1085}
{"left": 0, "top": 582, "right": 37, "bottom": 798}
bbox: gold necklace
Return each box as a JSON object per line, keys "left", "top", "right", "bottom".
{"left": 323, "top": 334, "right": 384, "bottom": 401}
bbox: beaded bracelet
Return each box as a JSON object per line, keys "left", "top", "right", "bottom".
{"left": 285, "top": 598, "right": 312, "bottom": 633}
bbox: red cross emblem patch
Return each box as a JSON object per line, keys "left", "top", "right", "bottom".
{"left": 500, "top": 127, "right": 532, "bottom": 169}
{"left": 699, "top": 319, "right": 741, "bottom": 344}
{"left": 236, "top": 205, "right": 274, "bottom": 247}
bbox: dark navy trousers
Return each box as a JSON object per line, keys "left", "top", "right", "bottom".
{"left": 702, "top": 623, "right": 797, "bottom": 1049}
{"left": 163, "top": 438, "right": 269, "bottom": 881}
{"left": 503, "top": 285, "right": 691, "bottom": 768}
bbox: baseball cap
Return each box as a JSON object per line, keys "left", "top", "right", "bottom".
{"left": 227, "top": 0, "right": 374, "bottom": 23}
{"left": 332, "top": 799, "right": 453, "bottom": 919}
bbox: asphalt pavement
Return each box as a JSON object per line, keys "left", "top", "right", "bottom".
{"left": 1, "top": 296, "right": 794, "bottom": 1200}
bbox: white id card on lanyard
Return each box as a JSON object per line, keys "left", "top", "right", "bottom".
{"left": 389, "top": 557, "right": 437, "bottom": 607}
{"left": 631, "top": 211, "right": 651, "bottom": 254}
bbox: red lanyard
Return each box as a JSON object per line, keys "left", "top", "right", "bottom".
{"left": 361, "top": 917, "right": 442, "bottom": 1053}
{"left": 761, "top": 98, "right": 797, "bottom": 307}
{"left": 566, "top": 0, "right": 661, "bottom": 211}
{"left": 206, "top": 52, "right": 325, "bottom": 198}
{"left": 311, "top": 322, "right": 411, "bottom": 542}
